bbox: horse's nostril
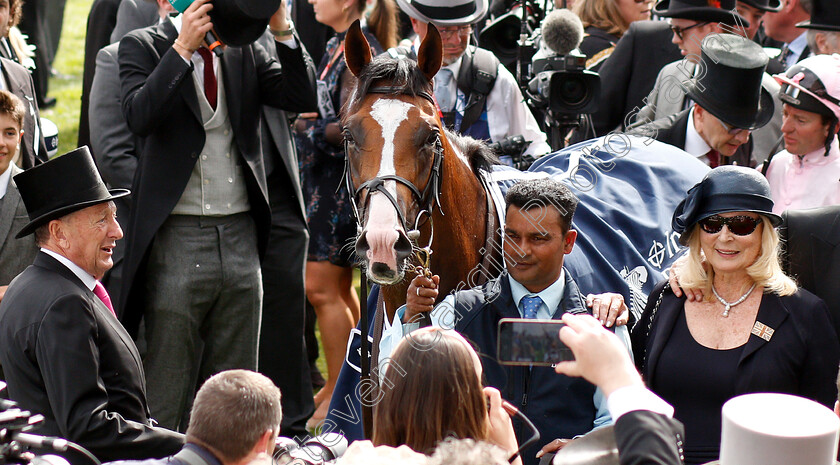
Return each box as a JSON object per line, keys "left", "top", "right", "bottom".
{"left": 371, "top": 262, "right": 393, "bottom": 276}
{"left": 356, "top": 231, "right": 369, "bottom": 254}
{"left": 395, "top": 231, "right": 412, "bottom": 262}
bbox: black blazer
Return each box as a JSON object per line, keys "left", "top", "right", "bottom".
{"left": 615, "top": 410, "right": 686, "bottom": 465}
{"left": 0, "top": 252, "right": 184, "bottom": 461}
{"left": 632, "top": 281, "right": 840, "bottom": 409}
{"left": 590, "top": 20, "right": 682, "bottom": 136}
{"left": 781, "top": 205, "right": 840, "bottom": 340}
{"left": 117, "top": 20, "right": 317, "bottom": 334}
{"left": 633, "top": 109, "right": 754, "bottom": 167}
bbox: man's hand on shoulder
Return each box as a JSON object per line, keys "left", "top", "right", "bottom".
{"left": 404, "top": 274, "right": 439, "bottom": 323}
{"left": 586, "top": 293, "right": 629, "bottom": 327}
{"left": 668, "top": 254, "right": 704, "bottom": 301}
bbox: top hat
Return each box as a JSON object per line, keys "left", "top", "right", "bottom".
{"left": 170, "top": 0, "right": 283, "bottom": 47}
{"left": 653, "top": 0, "right": 748, "bottom": 26}
{"left": 702, "top": 393, "right": 840, "bottom": 465}
{"left": 396, "top": 0, "right": 488, "bottom": 26}
{"left": 684, "top": 33, "right": 774, "bottom": 130}
{"left": 672, "top": 165, "right": 781, "bottom": 245}
{"left": 738, "top": 0, "right": 782, "bottom": 12}
{"left": 13, "top": 146, "right": 129, "bottom": 238}
{"left": 796, "top": 0, "right": 840, "bottom": 32}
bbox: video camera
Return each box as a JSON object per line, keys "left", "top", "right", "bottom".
{"left": 274, "top": 433, "right": 347, "bottom": 465}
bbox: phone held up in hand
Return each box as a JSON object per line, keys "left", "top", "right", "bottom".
{"left": 497, "top": 318, "right": 575, "bottom": 366}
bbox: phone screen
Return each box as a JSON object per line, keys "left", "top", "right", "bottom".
{"left": 497, "top": 318, "right": 575, "bottom": 366}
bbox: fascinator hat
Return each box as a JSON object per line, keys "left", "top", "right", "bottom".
{"left": 671, "top": 166, "right": 782, "bottom": 246}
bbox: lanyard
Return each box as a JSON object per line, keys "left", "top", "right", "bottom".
{"left": 320, "top": 41, "right": 345, "bottom": 81}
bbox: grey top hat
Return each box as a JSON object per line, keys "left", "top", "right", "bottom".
{"left": 396, "top": 0, "right": 488, "bottom": 26}
{"left": 13, "top": 146, "right": 129, "bottom": 238}
{"left": 684, "top": 33, "right": 774, "bottom": 130}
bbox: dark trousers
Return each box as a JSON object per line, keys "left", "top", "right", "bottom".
{"left": 259, "top": 171, "right": 314, "bottom": 438}
{"left": 143, "top": 213, "right": 263, "bottom": 430}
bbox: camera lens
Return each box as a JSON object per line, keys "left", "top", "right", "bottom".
{"left": 556, "top": 75, "right": 588, "bottom": 108}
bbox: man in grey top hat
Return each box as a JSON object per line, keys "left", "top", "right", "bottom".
{"left": 393, "top": 0, "right": 550, "bottom": 160}
{"left": 0, "top": 147, "right": 184, "bottom": 462}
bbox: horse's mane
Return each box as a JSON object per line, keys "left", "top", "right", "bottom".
{"left": 345, "top": 54, "right": 502, "bottom": 176}
{"left": 445, "top": 128, "right": 501, "bottom": 177}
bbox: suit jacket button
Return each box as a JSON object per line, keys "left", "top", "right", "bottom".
{"left": 191, "top": 152, "right": 198, "bottom": 158}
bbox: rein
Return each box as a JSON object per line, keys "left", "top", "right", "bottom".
{"left": 344, "top": 86, "right": 444, "bottom": 274}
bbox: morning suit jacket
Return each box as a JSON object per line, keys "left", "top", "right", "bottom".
{"left": 0, "top": 164, "right": 38, "bottom": 286}
{"left": 631, "top": 108, "right": 753, "bottom": 167}
{"left": 614, "top": 410, "right": 686, "bottom": 465}
{"left": 0, "top": 252, "right": 184, "bottom": 461}
{"left": 117, "top": 20, "right": 317, "bottom": 335}
{"left": 631, "top": 281, "right": 840, "bottom": 409}
{"left": 781, "top": 205, "right": 840, "bottom": 341}
{"left": 589, "top": 20, "right": 682, "bottom": 136}
{"left": 2, "top": 57, "right": 47, "bottom": 169}
{"left": 629, "top": 60, "right": 783, "bottom": 165}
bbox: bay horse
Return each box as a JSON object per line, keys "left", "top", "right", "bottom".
{"left": 342, "top": 21, "right": 501, "bottom": 321}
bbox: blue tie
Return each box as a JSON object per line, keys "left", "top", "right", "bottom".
{"left": 434, "top": 68, "right": 455, "bottom": 112}
{"left": 521, "top": 295, "right": 543, "bottom": 319}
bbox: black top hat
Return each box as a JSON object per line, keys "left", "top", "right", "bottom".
{"left": 672, "top": 166, "right": 781, "bottom": 245}
{"left": 738, "top": 0, "right": 782, "bottom": 12}
{"left": 796, "top": 0, "right": 840, "bottom": 32}
{"left": 13, "top": 146, "right": 129, "bottom": 238}
{"left": 654, "top": 0, "right": 749, "bottom": 26}
{"left": 210, "top": 0, "right": 283, "bottom": 47}
{"left": 685, "top": 34, "right": 774, "bottom": 130}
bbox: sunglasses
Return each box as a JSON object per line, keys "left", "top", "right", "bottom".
{"left": 716, "top": 118, "right": 750, "bottom": 136}
{"left": 670, "top": 21, "right": 709, "bottom": 40}
{"left": 698, "top": 215, "right": 762, "bottom": 236}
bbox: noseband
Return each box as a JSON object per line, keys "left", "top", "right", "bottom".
{"left": 344, "top": 87, "right": 445, "bottom": 242}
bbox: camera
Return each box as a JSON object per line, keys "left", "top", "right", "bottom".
{"left": 528, "top": 52, "right": 600, "bottom": 116}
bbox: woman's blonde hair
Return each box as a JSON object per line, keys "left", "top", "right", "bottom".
{"left": 676, "top": 215, "right": 798, "bottom": 298}
{"left": 572, "top": 0, "right": 630, "bottom": 36}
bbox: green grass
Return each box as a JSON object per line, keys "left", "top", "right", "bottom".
{"left": 45, "top": 0, "right": 90, "bottom": 155}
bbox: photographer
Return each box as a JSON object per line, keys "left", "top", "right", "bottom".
{"left": 107, "top": 370, "right": 282, "bottom": 465}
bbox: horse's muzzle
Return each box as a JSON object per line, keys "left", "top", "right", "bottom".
{"left": 356, "top": 229, "right": 413, "bottom": 285}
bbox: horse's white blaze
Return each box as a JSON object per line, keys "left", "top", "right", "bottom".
{"left": 365, "top": 99, "right": 413, "bottom": 271}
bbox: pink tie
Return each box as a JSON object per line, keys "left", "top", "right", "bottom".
{"left": 94, "top": 281, "right": 117, "bottom": 318}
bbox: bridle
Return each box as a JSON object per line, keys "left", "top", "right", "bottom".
{"left": 343, "top": 86, "right": 445, "bottom": 262}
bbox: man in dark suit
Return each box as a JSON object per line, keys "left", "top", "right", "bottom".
{"left": 588, "top": 20, "right": 682, "bottom": 136}
{"left": 631, "top": 34, "right": 774, "bottom": 168}
{"left": 0, "top": 147, "right": 184, "bottom": 462}
{"left": 118, "top": 0, "right": 317, "bottom": 430}
{"left": 763, "top": 0, "right": 811, "bottom": 68}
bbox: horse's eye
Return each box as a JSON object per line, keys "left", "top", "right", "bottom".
{"left": 343, "top": 129, "right": 356, "bottom": 146}
{"left": 425, "top": 132, "right": 439, "bottom": 147}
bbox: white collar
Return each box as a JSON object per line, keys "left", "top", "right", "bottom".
{"left": 0, "top": 164, "right": 11, "bottom": 199}
{"left": 40, "top": 248, "right": 96, "bottom": 291}
{"left": 684, "top": 107, "right": 712, "bottom": 158}
{"left": 508, "top": 269, "right": 566, "bottom": 318}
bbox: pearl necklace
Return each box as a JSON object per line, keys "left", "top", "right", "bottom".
{"left": 712, "top": 282, "right": 757, "bottom": 317}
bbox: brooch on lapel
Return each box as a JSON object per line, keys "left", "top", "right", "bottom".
{"left": 751, "top": 321, "right": 775, "bottom": 342}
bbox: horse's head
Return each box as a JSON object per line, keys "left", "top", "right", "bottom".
{"left": 343, "top": 20, "right": 444, "bottom": 285}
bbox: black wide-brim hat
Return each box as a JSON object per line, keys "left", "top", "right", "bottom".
{"left": 672, "top": 166, "right": 782, "bottom": 245}
{"left": 738, "top": 0, "right": 782, "bottom": 12}
{"left": 210, "top": 0, "right": 282, "bottom": 46}
{"left": 654, "top": 0, "right": 749, "bottom": 26}
{"left": 685, "top": 34, "right": 774, "bottom": 130}
{"left": 13, "top": 146, "right": 129, "bottom": 238}
{"left": 796, "top": 0, "right": 840, "bottom": 32}
{"left": 396, "top": 0, "right": 489, "bottom": 26}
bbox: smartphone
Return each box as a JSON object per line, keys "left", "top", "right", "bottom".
{"left": 497, "top": 318, "right": 575, "bottom": 366}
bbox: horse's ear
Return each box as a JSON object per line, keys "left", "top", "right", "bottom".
{"left": 417, "top": 23, "right": 443, "bottom": 82}
{"left": 345, "top": 19, "right": 372, "bottom": 78}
